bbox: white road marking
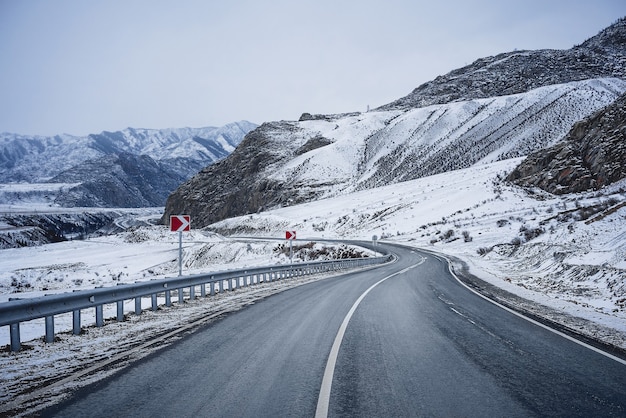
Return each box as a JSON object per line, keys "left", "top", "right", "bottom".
{"left": 315, "top": 258, "right": 425, "bottom": 418}
{"left": 435, "top": 252, "right": 626, "bottom": 366}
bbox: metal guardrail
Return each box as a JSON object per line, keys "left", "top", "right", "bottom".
{"left": 0, "top": 253, "right": 393, "bottom": 352}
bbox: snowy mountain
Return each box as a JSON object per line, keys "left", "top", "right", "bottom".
{"left": 0, "top": 122, "right": 256, "bottom": 183}
{"left": 49, "top": 153, "right": 186, "bottom": 207}
{"left": 0, "top": 121, "right": 257, "bottom": 207}
{"left": 163, "top": 18, "right": 626, "bottom": 228}
{"left": 164, "top": 78, "right": 626, "bottom": 227}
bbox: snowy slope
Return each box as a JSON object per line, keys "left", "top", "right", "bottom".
{"left": 163, "top": 78, "right": 626, "bottom": 227}
{"left": 272, "top": 78, "right": 626, "bottom": 196}
{"left": 211, "top": 158, "right": 626, "bottom": 345}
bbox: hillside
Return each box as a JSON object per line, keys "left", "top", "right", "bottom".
{"left": 163, "top": 78, "right": 626, "bottom": 227}
{"left": 49, "top": 153, "right": 185, "bottom": 207}
{"left": 508, "top": 91, "right": 626, "bottom": 194}
{"left": 163, "top": 18, "right": 626, "bottom": 228}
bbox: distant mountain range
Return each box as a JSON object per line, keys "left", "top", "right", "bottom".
{"left": 0, "top": 121, "right": 257, "bottom": 207}
{"left": 163, "top": 18, "right": 626, "bottom": 228}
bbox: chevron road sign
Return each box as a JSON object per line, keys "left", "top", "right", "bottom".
{"left": 170, "top": 215, "right": 191, "bottom": 232}
{"left": 170, "top": 215, "right": 191, "bottom": 276}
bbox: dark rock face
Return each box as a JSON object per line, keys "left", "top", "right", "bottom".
{"left": 379, "top": 18, "right": 626, "bottom": 112}
{"left": 294, "top": 136, "right": 333, "bottom": 156}
{"left": 161, "top": 122, "right": 296, "bottom": 226}
{"left": 508, "top": 93, "right": 626, "bottom": 194}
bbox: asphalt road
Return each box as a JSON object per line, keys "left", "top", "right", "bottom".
{"left": 44, "top": 243, "right": 626, "bottom": 417}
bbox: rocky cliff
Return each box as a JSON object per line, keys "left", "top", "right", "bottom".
{"left": 162, "top": 122, "right": 294, "bottom": 226}
{"left": 507, "top": 92, "right": 626, "bottom": 194}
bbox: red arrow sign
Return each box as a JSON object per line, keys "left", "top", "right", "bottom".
{"left": 286, "top": 230, "right": 296, "bottom": 240}
{"left": 170, "top": 215, "right": 191, "bottom": 232}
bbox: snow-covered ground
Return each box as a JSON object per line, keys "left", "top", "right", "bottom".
{"left": 212, "top": 158, "right": 626, "bottom": 343}
{"left": 1, "top": 157, "right": 625, "bottom": 416}
{"left": 0, "top": 226, "right": 377, "bottom": 416}
{"left": 0, "top": 224, "right": 373, "bottom": 343}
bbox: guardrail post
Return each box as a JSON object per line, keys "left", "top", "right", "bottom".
{"left": 10, "top": 323, "right": 20, "bottom": 352}
{"left": 135, "top": 297, "right": 142, "bottom": 315}
{"left": 165, "top": 289, "right": 171, "bottom": 307}
{"left": 151, "top": 294, "right": 158, "bottom": 311}
{"left": 45, "top": 315, "right": 54, "bottom": 343}
{"left": 210, "top": 280, "right": 215, "bottom": 296}
{"left": 73, "top": 310, "right": 81, "bottom": 334}
{"left": 201, "top": 283, "right": 206, "bottom": 297}
{"left": 96, "top": 305, "right": 104, "bottom": 327}
{"left": 190, "top": 285, "right": 195, "bottom": 300}
{"left": 178, "top": 288, "right": 184, "bottom": 304}
{"left": 117, "top": 301, "right": 124, "bottom": 321}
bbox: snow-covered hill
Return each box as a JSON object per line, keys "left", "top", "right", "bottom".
{"left": 164, "top": 78, "right": 626, "bottom": 227}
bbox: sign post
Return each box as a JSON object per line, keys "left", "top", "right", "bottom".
{"left": 170, "top": 215, "right": 191, "bottom": 276}
{"left": 286, "top": 230, "right": 296, "bottom": 263}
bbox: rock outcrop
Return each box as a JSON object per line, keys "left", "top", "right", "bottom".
{"left": 508, "top": 92, "right": 626, "bottom": 194}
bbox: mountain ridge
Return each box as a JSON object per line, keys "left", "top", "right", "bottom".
{"left": 0, "top": 121, "right": 256, "bottom": 183}
{"left": 378, "top": 17, "right": 626, "bottom": 111}
{"left": 163, "top": 18, "right": 626, "bottom": 228}
{"left": 0, "top": 121, "right": 257, "bottom": 207}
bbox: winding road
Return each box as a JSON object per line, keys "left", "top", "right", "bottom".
{"left": 44, "top": 243, "right": 626, "bottom": 417}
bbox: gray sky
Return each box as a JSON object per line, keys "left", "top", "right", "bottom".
{"left": 1, "top": 0, "right": 625, "bottom": 136}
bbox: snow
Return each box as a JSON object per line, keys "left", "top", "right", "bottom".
{"left": 261, "top": 78, "right": 626, "bottom": 201}
{"left": 2, "top": 79, "right": 626, "bottom": 415}
{"left": 0, "top": 225, "right": 376, "bottom": 343}
{"left": 212, "top": 158, "right": 626, "bottom": 342}
{"left": 1, "top": 159, "right": 625, "bottom": 416}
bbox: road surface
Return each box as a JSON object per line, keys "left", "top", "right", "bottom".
{"left": 44, "top": 243, "right": 626, "bottom": 417}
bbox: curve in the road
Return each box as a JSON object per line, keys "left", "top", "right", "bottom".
{"left": 40, "top": 242, "right": 626, "bottom": 417}
{"left": 315, "top": 256, "right": 425, "bottom": 418}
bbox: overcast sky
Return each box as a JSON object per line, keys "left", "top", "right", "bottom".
{"left": 1, "top": 0, "right": 624, "bottom": 136}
